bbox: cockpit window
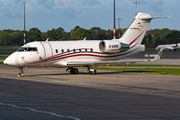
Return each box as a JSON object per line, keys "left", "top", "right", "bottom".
{"left": 17, "top": 47, "right": 38, "bottom": 52}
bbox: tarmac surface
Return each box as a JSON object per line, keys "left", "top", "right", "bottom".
{"left": 0, "top": 64, "right": 180, "bottom": 120}
{"left": 132, "top": 50, "right": 180, "bottom": 58}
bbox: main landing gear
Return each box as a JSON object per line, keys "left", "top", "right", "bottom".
{"left": 66, "top": 66, "right": 97, "bottom": 75}
{"left": 17, "top": 67, "right": 25, "bottom": 77}
{"left": 66, "top": 67, "right": 79, "bottom": 74}
{"left": 87, "top": 66, "right": 96, "bottom": 75}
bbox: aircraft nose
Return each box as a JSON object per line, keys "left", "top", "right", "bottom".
{"left": 3, "top": 58, "right": 8, "bottom": 64}
{"left": 3, "top": 52, "right": 23, "bottom": 66}
{"left": 3, "top": 56, "right": 11, "bottom": 65}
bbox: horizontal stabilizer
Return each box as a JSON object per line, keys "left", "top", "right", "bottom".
{"left": 139, "top": 16, "right": 173, "bottom": 20}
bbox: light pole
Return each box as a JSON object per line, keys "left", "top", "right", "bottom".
{"left": 117, "top": 18, "right": 121, "bottom": 38}
{"left": 23, "top": 2, "right": 26, "bottom": 45}
{"left": 133, "top": 0, "right": 140, "bottom": 16}
{"left": 113, "top": 0, "right": 116, "bottom": 39}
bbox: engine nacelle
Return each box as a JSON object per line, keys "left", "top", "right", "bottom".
{"left": 99, "top": 40, "right": 121, "bottom": 53}
{"left": 99, "top": 40, "right": 130, "bottom": 53}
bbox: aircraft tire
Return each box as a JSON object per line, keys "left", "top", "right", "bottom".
{"left": 88, "top": 70, "right": 96, "bottom": 75}
{"left": 70, "top": 68, "right": 78, "bottom": 74}
{"left": 93, "top": 70, "right": 96, "bottom": 74}
{"left": 73, "top": 68, "right": 78, "bottom": 74}
{"left": 70, "top": 69, "right": 74, "bottom": 74}
{"left": 89, "top": 71, "right": 93, "bottom": 75}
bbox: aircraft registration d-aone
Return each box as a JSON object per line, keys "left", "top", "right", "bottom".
{"left": 4, "top": 12, "right": 168, "bottom": 77}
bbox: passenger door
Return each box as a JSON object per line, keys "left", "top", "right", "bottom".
{"left": 40, "top": 42, "right": 53, "bottom": 59}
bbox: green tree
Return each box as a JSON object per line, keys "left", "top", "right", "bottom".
{"left": 46, "top": 27, "right": 65, "bottom": 40}
{"left": 145, "top": 38, "right": 150, "bottom": 47}
{"left": 0, "top": 33, "right": 11, "bottom": 45}
{"left": 41, "top": 32, "right": 47, "bottom": 41}
{"left": 27, "top": 28, "right": 42, "bottom": 42}
{"left": 70, "top": 26, "right": 86, "bottom": 40}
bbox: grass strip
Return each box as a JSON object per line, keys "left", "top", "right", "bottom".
{"left": 0, "top": 56, "right": 7, "bottom": 60}
{"left": 111, "top": 64, "right": 180, "bottom": 67}
{"left": 98, "top": 67, "right": 180, "bottom": 75}
{"left": 0, "top": 49, "right": 16, "bottom": 54}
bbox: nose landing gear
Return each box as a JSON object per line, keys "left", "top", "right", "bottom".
{"left": 17, "top": 67, "right": 25, "bottom": 77}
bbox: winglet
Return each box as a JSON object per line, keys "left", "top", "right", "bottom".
{"left": 152, "top": 47, "right": 164, "bottom": 61}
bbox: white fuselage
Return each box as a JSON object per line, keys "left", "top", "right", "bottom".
{"left": 4, "top": 12, "right": 160, "bottom": 69}
{"left": 4, "top": 40, "right": 145, "bottom": 68}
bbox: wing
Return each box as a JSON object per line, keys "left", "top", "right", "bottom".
{"left": 67, "top": 48, "right": 164, "bottom": 66}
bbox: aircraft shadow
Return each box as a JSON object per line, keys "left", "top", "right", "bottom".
{"left": 25, "top": 71, "right": 123, "bottom": 77}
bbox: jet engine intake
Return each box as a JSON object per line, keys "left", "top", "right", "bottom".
{"left": 99, "top": 40, "right": 129, "bottom": 53}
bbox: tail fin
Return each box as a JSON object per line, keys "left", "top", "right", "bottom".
{"left": 152, "top": 47, "right": 164, "bottom": 61}
{"left": 119, "top": 12, "right": 153, "bottom": 46}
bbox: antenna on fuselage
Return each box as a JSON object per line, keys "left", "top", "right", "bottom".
{"left": 83, "top": 37, "right": 86, "bottom": 41}
{"left": 46, "top": 38, "right": 49, "bottom": 42}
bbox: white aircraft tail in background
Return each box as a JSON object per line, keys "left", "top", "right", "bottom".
{"left": 156, "top": 43, "right": 180, "bottom": 51}
{"left": 4, "top": 12, "right": 170, "bottom": 77}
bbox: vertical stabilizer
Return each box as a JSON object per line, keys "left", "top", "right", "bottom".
{"left": 119, "top": 12, "right": 152, "bottom": 46}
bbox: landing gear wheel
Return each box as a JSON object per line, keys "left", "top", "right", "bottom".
{"left": 88, "top": 70, "right": 96, "bottom": 75}
{"left": 88, "top": 71, "right": 93, "bottom": 75}
{"left": 70, "top": 68, "right": 78, "bottom": 74}
{"left": 18, "top": 67, "right": 25, "bottom": 77}
{"left": 87, "top": 66, "right": 96, "bottom": 75}
{"left": 93, "top": 69, "right": 96, "bottom": 75}
{"left": 73, "top": 68, "right": 78, "bottom": 74}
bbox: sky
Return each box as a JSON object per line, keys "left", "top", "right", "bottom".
{"left": 0, "top": 0, "right": 179, "bottom": 32}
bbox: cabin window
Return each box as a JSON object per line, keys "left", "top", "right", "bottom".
{"left": 67, "top": 49, "right": 70, "bottom": 53}
{"left": 91, "top": 48, "right": 93, "bottom": 52}
{"left": 17, "top": 47, "right": 38, "bottom": 52}
{"left": 56, "top": 49, "right": 58, "bottom": 53}
{"left": 85, "top": 49, "right": 87, "bottom": 52}
{"left": 73, "top": 49, "right": 75, "bottom": 53}
{"left": 28, "top": 47, "right": 38, "bottom": 51}
{"left": 61, "top": 49, "right": 64, "bottom": 53}
{"left": 79, "top": 49, "right": 81, "bottom": 52}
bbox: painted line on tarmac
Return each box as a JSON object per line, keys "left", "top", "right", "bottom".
{"left": 68, "top": 80, "right": 79, "bottom": 82}
{"left": 0, "top": 102, "right": 80, "bottom": 120}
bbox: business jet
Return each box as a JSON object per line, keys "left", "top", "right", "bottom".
{"left": 156, "top": 43, "right": 180, "bottom": 51}
{"left": 4, "top": 12, "right": 168, "bottom": 77}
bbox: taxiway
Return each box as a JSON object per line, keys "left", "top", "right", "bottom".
{"left": 0, "top": 64, "right": 180, "bottom": 120}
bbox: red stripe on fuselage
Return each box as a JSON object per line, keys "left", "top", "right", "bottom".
{"left": 32, "top": 47, "right": 139, "bottom": 64}
{"left": 51, "top": 47, "right": 139, "bottom": 62}
{"left": 43, "top": 48, "right": 91, "bottom": 60}
{"left": 129, "top": 31, "right": 145, "bottom": 45}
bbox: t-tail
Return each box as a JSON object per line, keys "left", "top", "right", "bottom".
{"left": 119, "top": 12, "right": 172, "bottom": 46}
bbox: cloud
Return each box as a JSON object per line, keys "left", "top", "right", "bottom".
{"left": 0, "top": 0, "right": 22, "bottom": 17}
{"left": 152, "top": 0, "right": 165, "bottom": 5}
{"left": 150, "top": 0, "right": 165, "bottom": 12}
{"left": 83, "top": 0, "right": 102, "bottom": 6}
{"left": 137, "top": 0, "right": 165, "bottom": 13}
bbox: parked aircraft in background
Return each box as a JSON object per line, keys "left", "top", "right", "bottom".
{"left": 156, "top": 43, "right": 180, "bottom": 51}
{"left": 4, "top": 12, "right": 168, "bottom": 77}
